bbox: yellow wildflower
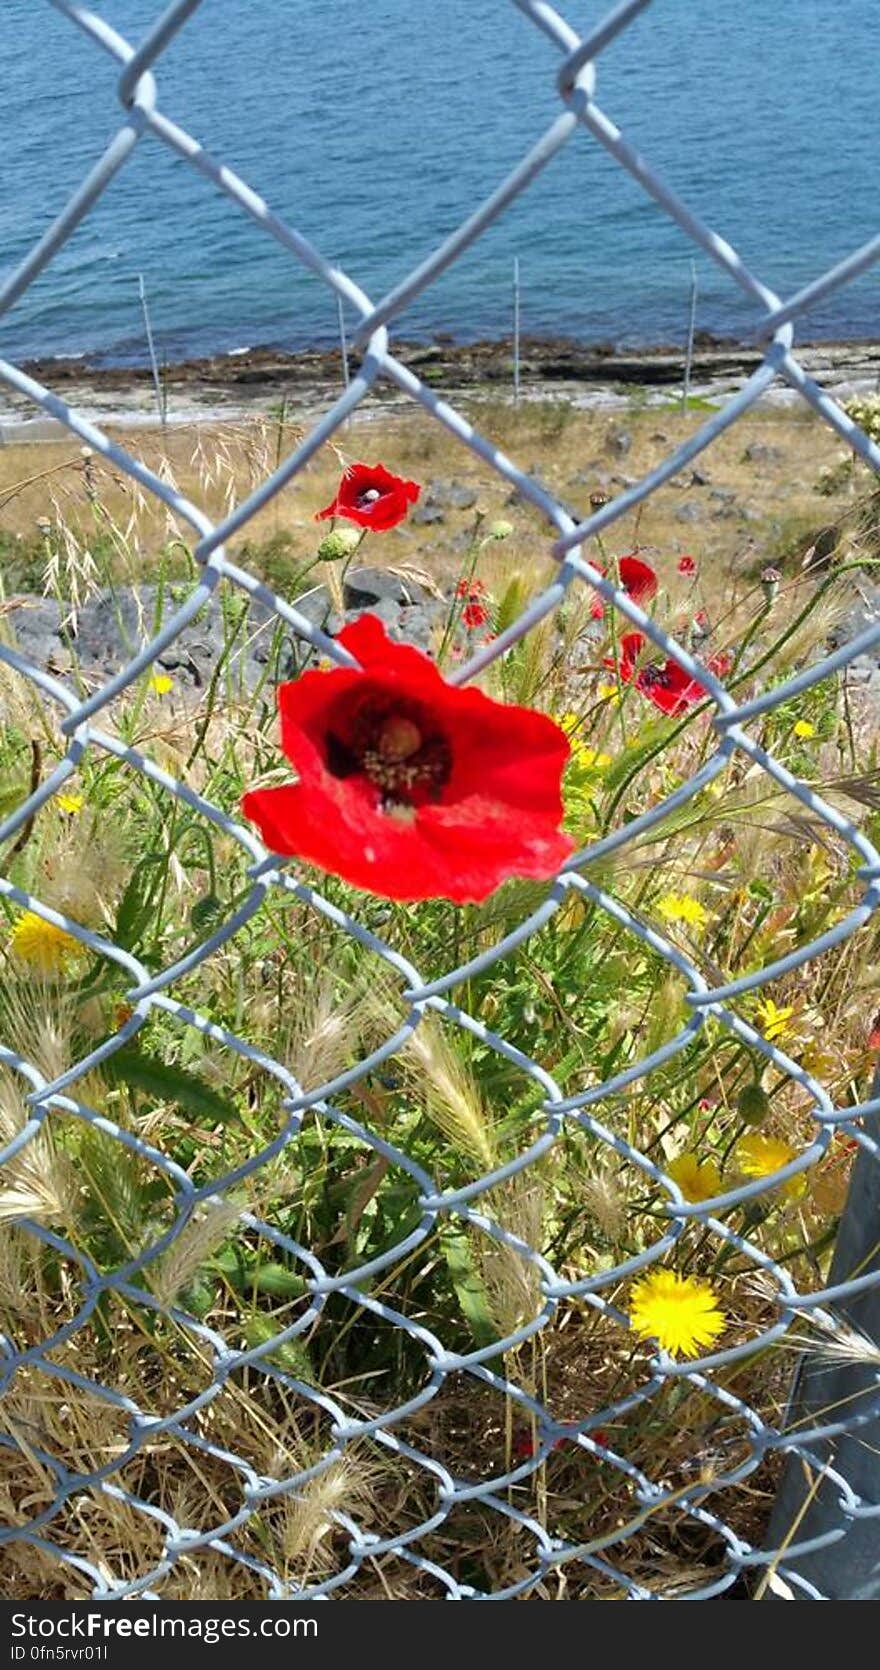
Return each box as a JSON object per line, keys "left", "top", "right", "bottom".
{"left": 736, "top": 1132, "right": 807, "bottom": 1201}
{"left": 667, "top": 1152, "right": 722, "bottom": 1204}
{"left": 9, "top": 911, "right": 79, "bottom": 975}
{"left": 792, "top": 720, "right": 815, "bottom": 739}
{"left": 56, "top": 791, "right": 84, "bottom": 815}
{"left": 657, "top": 894, "right": 709, "bottom": 929}
{"left": 558, "top": 714, "right": 612, "bottom": 775}
{"left": 149, "top": 672, "right": 174, "bottom": 696}
{"left": 596, "top": 681, "right": 621, "bottom": 702}
{"left": 755, "top": 997, "right": 795, "bottom": 1042}
{"left": 628, "top": 1269, "right": 726, "bottom": 1360}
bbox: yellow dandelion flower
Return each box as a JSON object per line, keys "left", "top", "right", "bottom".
{"left": 657, "top": 893, "right": 709, "bottom": 929}
{"left": 149, "top": 672, "right": 174, "bottom": 696}
{"left": 56, "top": 791, "right": 84, "bottom": 815}
{"left": 596, "top": 681, "right": 621, "bottom": 703}
{"left": 667, "top": 1152, "right": 723, "bottom": 1204}
{"left": 792, "top": 720, "right": 815, "bottom": 739}
{"left": 736, "top": 1132, "right": 807, "bottom": 1201}
{"left": 628, "top": 1269, "right": 727, "bottom": 1360}
{"left": 9, "top": 911, "right": 79, "bottom": 975}
{"left": 755, "top": 997, "right": 795, "bottom": 1042}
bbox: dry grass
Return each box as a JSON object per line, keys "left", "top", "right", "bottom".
{"left": 0, "top": 398, "right": 858, "bottom": 604}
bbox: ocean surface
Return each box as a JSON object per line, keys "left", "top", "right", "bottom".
{"left": 1, "top": 0, "right": 877, "bottom": 368}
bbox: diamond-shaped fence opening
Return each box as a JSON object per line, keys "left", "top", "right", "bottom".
{"left": 1, "top": 0, "right": 879, "bottom": 1603}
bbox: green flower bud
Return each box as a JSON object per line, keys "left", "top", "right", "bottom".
{"left": 487, "top": 519, "right": 514, "bottom": 541}
{"left": 317, "top": 527, "right": 362, "bottom": 561}
{"left": 737, "top": 1081, "right": 771, "bottom": 1127}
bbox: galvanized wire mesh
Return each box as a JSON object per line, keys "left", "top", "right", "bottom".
{"left": 1, "top": 0, "right": 880, "bottom": 1603}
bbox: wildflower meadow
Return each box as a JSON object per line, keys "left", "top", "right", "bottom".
{"left": 1, "top": 390, "right": 879, "bottom": 1598}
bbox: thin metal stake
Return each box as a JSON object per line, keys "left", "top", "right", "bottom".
{"left": 513, "top": 255, "right": 521, "bottom": 407}
{"left": 681, "top": 259, "right": 697, "bottom": 412}
{"left": 337, "top": 293, "right": 350, "bottom": 389}
{"left": 137, "top": 272, "right": 166, "bottom": 432}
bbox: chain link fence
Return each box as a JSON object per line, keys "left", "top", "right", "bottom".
{"left": 1, "top": 0, "right": 879, "bottom": 1602}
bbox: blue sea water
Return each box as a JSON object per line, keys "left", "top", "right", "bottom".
{"left": 1, "top": 0, "right": 877, "bottom": 367}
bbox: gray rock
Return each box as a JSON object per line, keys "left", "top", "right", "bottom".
{"left": 675, "top": 502, "right": 703, "bottom": 524}
{"left": 4, "top": 574, "right": 447, "bottom": 697}
{"left": 606, "top": 427, "right": 632, "bottom": 457}
{"left": 342, "top": 567, "right": 429, "bottom": 609}
{"left": 690, "top": 468, "right": 711, "bottom": 486}
{"left": 424, "top": 479, "right": 478, "bottom": 511}
{"left": 709, "top": 488, "right": 737, "bottom": 503}
{"left": 411, "top": 502, "right": 446, "bottom": 527}
{"left": 5, "top": 596, "right": 64, "bottom": 671}
{"left": 830, "top": 582, "right": 880, "bottom": 665}
{"left": 743, "top": 442, "right": 785, "bottom": 464}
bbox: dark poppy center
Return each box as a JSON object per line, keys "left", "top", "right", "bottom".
{"left": 325, "top": 697, "right": 452, "bottom": 815}
{"left": 356, "top": 486, "right": 384, "bottom": 509}
{"left": 640, "top": 663, "right": 672, "bottom": 690}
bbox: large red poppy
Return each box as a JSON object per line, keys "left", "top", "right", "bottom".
{"left": 315, "top": 462, "right": 420, "bottom": 532}
{"left": 606, "top": 632, "right": 730, "bottom": 716}
{"left": 241, "top": 615, "right": 574, "bottom": 903}
{"left": 590, "top": 554, "right": 657, "bottom": 621}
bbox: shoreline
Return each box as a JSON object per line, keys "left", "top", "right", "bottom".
{"left": 2, "top": 333, "right": 879, "bottom": 437}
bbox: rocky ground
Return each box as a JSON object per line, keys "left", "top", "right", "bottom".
{"left": 2, "top": 334, "right": 880, "bottom": 435}
{"left": 7, "top": 560, "right": 880, "bottom": 712}
{"left": 4, "top": 566, "right": 448, "bottom": 695}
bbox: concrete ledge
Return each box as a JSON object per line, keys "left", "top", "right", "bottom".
{"left": 0, "top": 417, "right": 72, "bottom": 445}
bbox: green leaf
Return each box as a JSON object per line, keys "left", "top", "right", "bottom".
{"left": 114, "top": 857, "right": 163, "bottom": 952}
{"left": 243, "top": 1316, "right": 313, "bottom": 1380}
{"left": 103, "top": 1046, "right": 240, "bottom": 1125}
{"left": 440, "top": 1226, "right": 499, "bottom": 1350}
{"left": 601, "top": 721, "right": 672, "bottom": 797}
{"left": 225, "top": 1260, "right": 307, "bottom": 1300}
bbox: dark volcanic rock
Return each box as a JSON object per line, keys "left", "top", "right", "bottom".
{"left": 5, "top": 569, "right": 445, "bottom": 695}
{"left": 341, "top": 567, "right": 429, "bottom": 609}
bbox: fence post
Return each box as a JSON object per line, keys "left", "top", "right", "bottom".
{"left": 764, "top": 1063, "right": 880, "bottom": 1599}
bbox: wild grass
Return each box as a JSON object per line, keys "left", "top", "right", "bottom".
{"left": 0, "top": 396, "right": 878, "bottom": 1598}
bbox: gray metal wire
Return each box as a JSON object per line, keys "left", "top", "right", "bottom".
{"left": 0, "top": 0, "right": 879, "bottom": 1603}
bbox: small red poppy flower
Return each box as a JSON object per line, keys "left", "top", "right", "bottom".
{"left": 456, "top": 577, "right": 486, "bottom": 600}
{"left": 512, "top": 1428, "right": 572, "bottom": 1459}
{"left": 315, "top": 462, "right": 420, "bottom": 532}
{"left": 461, "top": 600, "right": 489, "bottom": 630}
{"left": 589, "top": 554, "right": 658, "bottom": 621}
{"left": 241, "top": 615, "right": 574, "bottom": 903}
{"left": 868, "top": 1013, "right": 880, "bottom": 1051}
{"left": 606, "top": 632, "right": 728, "bottom": 717}
{"left": 678, "top": 554, "right": 697, "bottom": 576}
